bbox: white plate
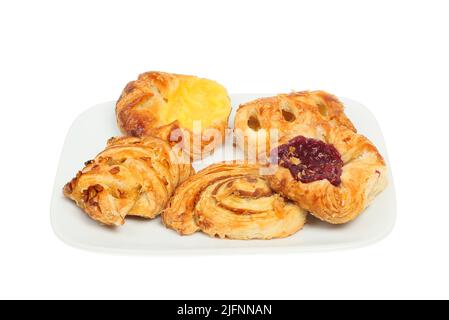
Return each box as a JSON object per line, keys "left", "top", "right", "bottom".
{"left": 51, "top": 94, "right": 396, "bottom": 255}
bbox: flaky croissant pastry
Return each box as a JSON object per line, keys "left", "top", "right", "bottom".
{"left": 116, "top": 71, "right": 232, "bottom": 159}
{"left": 267, "top": 124, "right": 388, "bottom": 224}
{"left": 63, "top": 130, "right": 193, "bottom": 226}
{"left": 162, "top": 162, "right": 307, "bottom": 240}
{"left": 234, "top": 91, "right": 356, "bottom": 159}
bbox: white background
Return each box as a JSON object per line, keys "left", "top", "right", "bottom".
{"left": 0, "top": 0, "right": 448, "bottom": 299}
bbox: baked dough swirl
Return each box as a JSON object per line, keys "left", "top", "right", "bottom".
{"left": 162, "top": 162, "right": 307, "bottom": 239}
{"left": 63, "top": 132, "right": 193, "bottom": 226}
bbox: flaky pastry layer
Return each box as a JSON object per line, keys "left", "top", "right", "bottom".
{"left": 234, "top": 91, "right": 356, "bottom": 159}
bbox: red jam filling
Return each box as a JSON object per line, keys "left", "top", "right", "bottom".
{"left": 272, "top": 136, "right": 343, "bottom": 186}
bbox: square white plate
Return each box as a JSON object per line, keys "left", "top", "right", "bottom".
{"left": 51, "top": 94, "right": 396, "bottom": 255}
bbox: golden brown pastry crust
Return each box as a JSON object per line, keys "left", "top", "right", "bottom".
{"left": 63, "top": 131, "right": 193, "bottom": 226}
{"left": 162, "top": 162, "right": 307, "bottom": 240}
{"left": 116, "top": 71, "right": 231, "bottom": 159}
{"left": 267, "top": 124, "right": 388, "bottom": 224}
{"left": 234, "top": 91, "right": 356, "bottom": 159}
{"left": 286, "top": 91, "right": 356, "bottom": 131}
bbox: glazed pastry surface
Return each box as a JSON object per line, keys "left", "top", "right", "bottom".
{"left": 286, "top": 91, "right": 356, "bottom": 131}
{"left": 162, "top": 162, "right": 307, "bottom": 239}
{"left": 234, "top": 91, "right": 356, "bottom": 159}
{"left": 116, "top": 71, "right": 231, "bottom": 158}
{"left": 63, "top": 131, "right": 193, "bottom": 226}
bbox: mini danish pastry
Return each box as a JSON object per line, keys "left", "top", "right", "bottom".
{"left": 63, "top": 128, "right": 193, "bottom": 226}
{"left": 162, "top": 162, "right": 307, "bottom": 240}
{"left": 116, "top": 71, "right": 232, "bottom": 159}
{"left": 234, "top": 91, "right": 356, "bottom": 159}
{"left": 268, "top": 123, "right": 388, "bottom": 224}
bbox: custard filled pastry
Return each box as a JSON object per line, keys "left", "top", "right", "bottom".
{"left": 234, "top": 91, "right": 356, "bottom": 159}
{"left": 116, "top": 71, "right": 232, "bottom": 159}
{"left": 63, "top": 131, "right": 193, "bottom": 226}
{"left": 268, "top": 123, "right": 388, "bottom": 224}
{"left": 162, "top": 162, "right": 307, "bottom": 240}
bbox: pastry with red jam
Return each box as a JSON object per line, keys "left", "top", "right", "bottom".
{"left": 268, "top": 122, "right": 387, "bottom": 224}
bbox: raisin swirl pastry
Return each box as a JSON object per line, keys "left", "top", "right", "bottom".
{"left": 116, "top": 71, "right": 232, "bottom": 159}
{"left": 268, "top": 123, "right": 388, "bottom": 224}
{"left": 162, "top": 162, "right": 307, "bottom": 240}
{"left": 234, "top": 91, "right": 356, "bottom": 159}
{"left": 63, "top": 130, "right": 193, "bottom": 226}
